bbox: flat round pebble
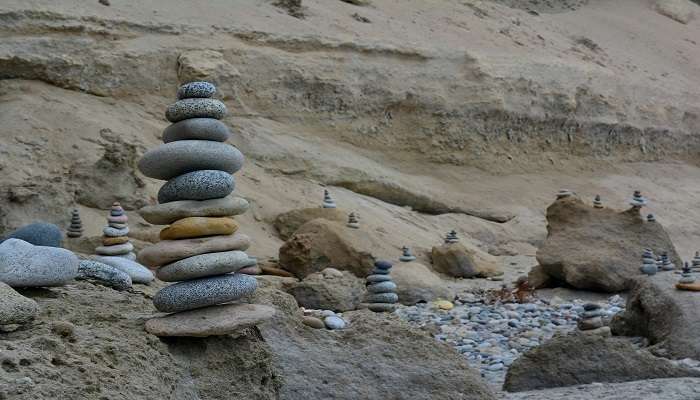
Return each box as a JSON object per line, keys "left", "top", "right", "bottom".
{"left": 367, "top": 281, "right": 397, "bottom": 293}
{"left": 103, "top": 226, "right": 129, "bottom": 237}
{"left": 157, "top": 170, "right": 235, "bottom": 204}
{"left": 367, "top": 293, "right": 399, "bottom": 303}
{"left": 368, "top": 303, "right": 396, "bottom": 312}
{"left": 177, "top": 81, "right": 216, "bottom": 100}
{"left": 138, "top": 140, "right": 244, "bottom": 180}
{"left": 165, "top": 98, "right": 227, "bottom": 122}
{"left": 156, "top": 250, "right": 251, "bottom": 282}
{"left": 95, "top": 242, "right": 133, "bottom": 256}
{"left": 323, "top": 315, "right": 346, "bottom": 330}
{"left": 163, "top": 118, "right": 231, "bottom": 143}
{"left": 366, "top": 274, "right": 392, "bottom": 283}
{"left": 153, "top": 273, "right": 257, "bottom": 313}
{"left": 139, "top": 196, "right": 249, "bottom": 225}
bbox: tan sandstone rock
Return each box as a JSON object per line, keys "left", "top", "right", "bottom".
{"left": 284, "top": 270, "right": 366, "bottom": 312}
{"left": 391, "top": 261, "right": 455, "bottom": 305}
{"left": 273, "top": 207, "right": 347, "bottom": 240}
{"left": 431, "top": 243, "right": 502, "bottom": 278}
{"left": 145, "top": 303, "right": 276, "bottom": 337}
{"left": 137, "top": 233, "right": 251, "bottom": 268}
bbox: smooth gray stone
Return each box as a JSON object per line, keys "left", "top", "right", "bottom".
{"left": 94, "top": 256, "right": 153, "bottom": 284}
{"left": 77, "top": 260, "right": 132, "bottom": 291}
{"left": 367, "top": 281, "right": 397, "bottom": 293}
{"left": 0, "top": 281, "right": 38, "bottom": 325}
{"left": 108, "top": 222, "right": 127, "bottom": 229}
{"left": 95, "top": 242, "right": 133, "bottom": 256}
{"left": 120, "top": 252, "right": 137, "bottom": 261}
{"left": 139, "top": 196, "right": 249, "bottom": 225}
{"left": 163, "top": 118, "right": 230, "bottom": 143}
{"left": 323, "top": 315, "right": 346, "bottom": 330}
{"left": 157, "top": 170, "right": 235, "bottom": 204}
{"left": 153, "top": 273, "right": 257, "bottom": 313}
{"left": 156, "top": 250, "right": 250, "bottom": 282}
{"left": 367, "top": 292, "right": 398, "bottom": 303}
{"left": 177, "top": 81, "right": 216, "bottom": 100}
{"left": 370, "top": 268, "right": 390, "bottom": 275}
{"left": 1, "top": 222, "right": 62, "bottom": 247}
{"left": 103, "top": 226, "right": 129, "bottom": 237}
{"left": 0, "top": 239, "right": 78, "bottom": 287}
{"left": 165, "top": 98, "right": 227, "bottom": 122}
{"left": 368, "top": 303, "right": 396, "bottom": 313}
{"left": 138, "top": 140, "right": 244, "bottom": 180}
{"left": 366, "top": 274, "right": 392, "bottom": 283}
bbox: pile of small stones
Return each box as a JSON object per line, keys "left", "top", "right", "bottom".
{"left": 67, "top": 209, "right": 83, "bottom": 238}
{"left": 138, "top": 81, "right": 259, "bottom": 317}
{"left": 302, "top": 308, "right": 348, "bottom": 330}
{"left": 95, "top": 203, "right": 134, "bottom": 259}
{"left": 365, "top": 260, "right": 398, "bottom": 312}
{"left": 395, "top": 293, "right": 625, "bottom": 385}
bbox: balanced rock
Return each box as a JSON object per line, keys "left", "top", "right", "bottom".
{"left": 77, "top": 260, "right": 132, "bottom": 291}
{"left": 153, "top": 273, "right": 257, "bottom": 313}
{"left": 1, "top": 222, "right": 63, "bottom": 247}
{"left": 94, "top": 256, "right": 154, "bottom": 284}
{"left": 692, "top": 251, "right": 700, "bottom": 272}
{"left": 139, "top": 195, "right": 249, "bottom": 225}
{"left": 156, "top": 250, "right": 251, "bottom": 282}
{"left": 678, "top": 262, "right": 695, "bottom": 284}
{"left": 273, "top": 207, "right": 347, "bottom": 240}
{"left": 659, "top": 252, "right": 675, "bottom": 271}
{"left": 444, "top": 230, "right": 459, "bottom": 244}
{"left": 138, "top": 140, "right": 244, "bottom": 180}
{"left": 533, "top": 195, "right": 681, "bottom": 292}
{"left": 593, "top": 195, "right": 603, "bottom": 209}
{"left": 165, "top": 98, "right": 227, "bottom": 122}
{"left": 365, "top": 260, "right": 398, "bottom": 313}
{"left": 0, "top": 239, "right": 78, "bottom": 287}
{"left": 630, "top": 190, "right": 647, "bottom": 208}
{"left": 138, "top": 233, "right": 250, "bottom": 268}
{"left": 399, "top": 246, "right": 416, "bottom": 262}
{"left": 640, "top": 248, "right": 658, "bottom": 276}
{"left": 163, "top": 117, "right": 231, "bottom": 143}
{"left": 647, "top": 214, "right": 656, "bottom": 222}
{"left": 67, "top": 209, "right": 84, "bottom": 238}
{"left": 145, "top": 303, "right": 276, "bottom": 337}
{"left": 0, "top": 281, "right": 39, "bottom": 326}
{"left": 284, "top": 270, "right": 366, "bottom": 312}
{"left": 159, "top": 216, "right": 238, "bottom": 240}
{"left": 431, "top": 242, "right": 502, "bottom": 278}
{"left": 157, "top": 170, "right": 235, "bottom": 204}
{"left": 346, "top": 212, "right": 360, "bottom": 229}
{"left": 322, "top": 189, "right": 336, "bottom": 208}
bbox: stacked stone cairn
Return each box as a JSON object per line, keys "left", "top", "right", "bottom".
{"left": 365, "top": 260, "right": 398, "bottom": 312}
{"left": 647, "top": 214, "right": 656, "bottom": 223}
{"left": 322, "top": 189, "right": 337, "bottom": 208}
{"left": 67, "top": 209, "right": 83, "bottom": 238}
{"left": 444, "top": 230, "right": 459, "bottom": 244}
{"left": 556, "top": 189, "right": 574, "bottom": 199}
{"left": 399, "top": 246, "right": 416, "bottom": 262}
{"left": 679, "top": 262, "right": 695, "bottom": 284}
{"left": 593, "top": 195, "right": 603, "bottom": 209}
{"left": 95, "top": 203, "right": 134, "bottom": 259}
{"left": 347, "top": 212, "right": 360, "bottom": 229}
{"left": 659, "top": 251, "right": 675, "bottom": 271}
{"left": 692, "top": 252, "right": 700, "bottom": 273}
{"left": 630, "top": 190, "right": 647, "bottom": 209}
{"left": 137, "top": 82, "right": 274, "bottom": 336}
{"left": 577, "top": 303, "right": 609, "bottom": 336}
{"left": 640, "top": 248, "right": 658, "bottom": 276}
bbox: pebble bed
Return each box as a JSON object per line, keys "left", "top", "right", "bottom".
{"left": 395, "top": 294, "right": 626, "bottom": 386}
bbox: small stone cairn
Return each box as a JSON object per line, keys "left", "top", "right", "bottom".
{"left": 399, "top": 246, "right": 416, "bottom": 262}
{"left": 679, "top": 262, "right": 695, "bottom": 284}
{"left": 67, "top": 208, "right": 83, "bottom": 238}
{"left": 659, "top": 251, "right": 675, "bottom": 271}
{"left": 444, "top": 230, "right": 459, "bottom": 244}
{"left": 365, "top": 260, "right": 398, "bottom": 312}
{"left": 647, "top": 214, "right": 656, "bottom": 222}
{"left": 137, "top": 82, "right": 271, "bottom": 334}
{"left": 322, "top": 189, "right": 336, "bottom": 208}
{"left": 593, "top": 195, "right": 603, "bottom": 209}
{"left": 95, "top": 202, "right": 135, "bottom": 260}
{"left": 630, "top": 190, "right": 647, "bottom": 209}
{"left": 577, "top": 303, "right": 609, "bottom": 336}
{"left": 640, "top": 248, "right": 658, "bottom": 276}
{"left": 556, "top": 189, "right": 574, "bottom": 199}
{"left": 692, "top": 252, "right": 700, "bottom": 273}
{"left": 346, "top": 212, "right": 360, "bottom": 229}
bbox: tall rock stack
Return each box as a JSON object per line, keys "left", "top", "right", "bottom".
{"left": 138, "top": 81, "right": 274, "bottom": 337}
{"left": 67, "top": 209, "right": 83, "bottom": 238}
{"left": 95, "top": 202, "right": 134, "bottom": 259}
{"left": 556, "top": 189, "right": 573, "bottom": 199}
{"left": 444, "top": 230, "right": 459, "bottom": 244}
{"left": 659, "top": 252, "right": 675, "bottom": 271}
{"left": 630, "top": 190, "right": 647, "bottom": 209}
{"left": 346, "top": 212, "right": 360, "bottom": 229}
{"left": 692, "top": 252, "right": 700, "bottom": 273}
{"left": 399, "top": 246, "right": 416, "bottom": 262}
{"left": 322, "top": 189, "right": 337, "bottom": 208}
{"left": 640, "top": 248, "right": 658, "bottom": 276}
{"left": 365, "top": 260, "right": 398, "bottom": 312}
{"left": 593, "top": 195, "right": 603, "bottom": 209}
{"left": 679, "top": 262, "right": 695, "bottom": 284}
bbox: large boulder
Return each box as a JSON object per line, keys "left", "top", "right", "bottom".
{"left": 261, "top": 310, "right": 496, "bottom": 400}
{"left": 656, "top": 0, "right": 696, "bottom": 24}
{"left": 431, "top": 243, "right": 502, "bottom": 278}
{"left": 1, "top": 222, "right": 63, "bottom": 247}
{"left": 284, "top": 269, "right": 366, "bottom": 312}
{"left": 503, "top": 333, "right": 700, "bottom": 392}
{"left": 533, "top": 196, "right": 681, "bottom": 292}
{"left": 611, "top": 273, "right": 700, "bottom": 360}
{"left": 278, "top": 219, "right": 375, "bottom": 279}
{"left": 273, "top": 207, "right": 347, "bottom": 240}
{"left": 392, "top": 261, "right": 454, "bottom": 305}
{"left": 0, "top": 282, "right": 38, "bottom": 327}
{"left": 0, "top": 239, "right": 78, "bottom": 287}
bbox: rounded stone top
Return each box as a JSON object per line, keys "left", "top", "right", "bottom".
{"left": 374, "top": 260, "right": 393, "bottom": 270}
{"left": 138, "top": 140, "right": 244, "bottom": 180}
{"left": 177, "top": 81, "right": 217, "bottom": 100}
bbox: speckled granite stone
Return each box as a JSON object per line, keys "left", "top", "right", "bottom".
{"left": 103, "top": 226, "right": 129, "bottom": 237}
{"left": 138, "top": 140, "right": 244, "bottom": 180}
{"left": 157, "top": 170, "right": 235, "bottom": 204}
{"left": 177, "top": 81, "right": 216, "bottom": 100}
{"left": 153, "top": 273, "right": 257, "bottom": 313}
{"left": 165, "top": 98, "right": 227, "bottom": 122}
{"left": 163, "top": 118, "right": 231, "bottom": 143}
{"left": 1, "top": 222, "right": 63, "bottom": 247}
{"left": 367, "top": 293, "right": 399, "bottom": 303}
{"left": 94, "top": 256, "right": 153, "bottom": 284}
{"left": 77, "top": 260, "right": 132, "bottom": 291}
{"left": 156, "top": 250, "right": 250, "bottom": 282}
{"left": 0, "top": 239, "right": 78, "bottom": 287}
